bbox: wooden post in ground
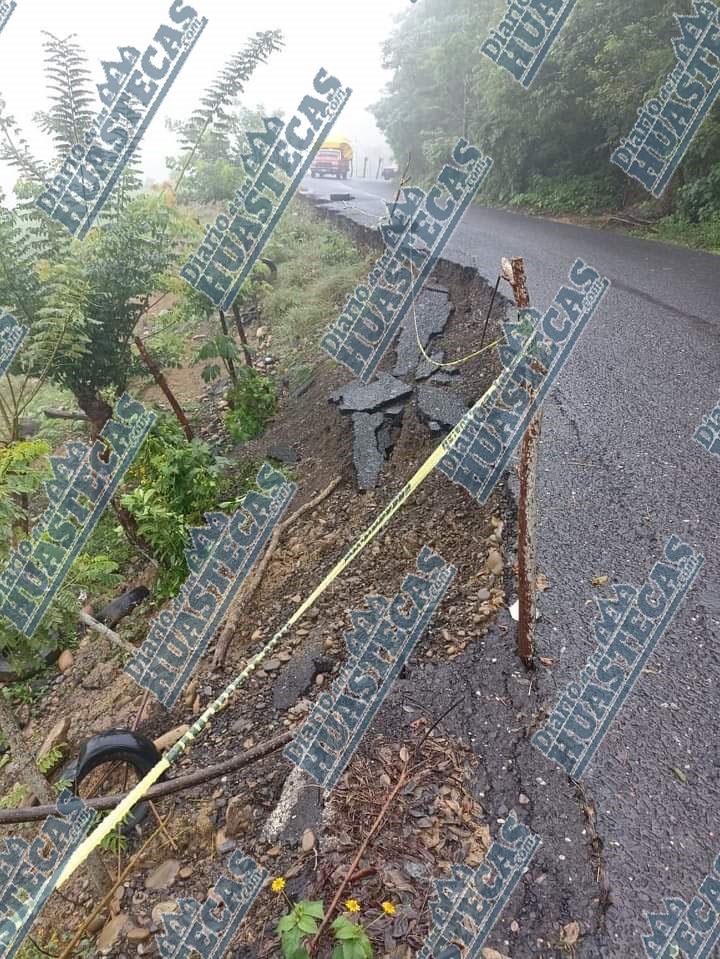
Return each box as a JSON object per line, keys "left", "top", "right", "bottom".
{"left": 231, "top": 302, "right": 254, "bottom": 368}
{"left": 501, "top": 256, "right": 540, "bottom": 666}
{"left": 218, "top": 310, "right": 239, "bottom": 386}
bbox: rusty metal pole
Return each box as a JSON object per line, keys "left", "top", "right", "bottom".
{"left": 501, "top": 257, "right": 541, "bottom": 667}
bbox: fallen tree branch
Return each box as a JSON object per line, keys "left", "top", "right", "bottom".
{"left": 212, "top": 476, "right": 342, "bottom": 668}
{"left": 56, "top": 812, "right": 172, "bottom": 959}
{"left": 43, "top": 408, "right": 90, "bottom": 421}
{"left": 309, "top": 756, "right": 411, "bottom": 953}
{"left": 79, "top": 612, "right": 137, "bottom": 656}
{"left": 0, "top": 730, "right": 293, "bottom": 824}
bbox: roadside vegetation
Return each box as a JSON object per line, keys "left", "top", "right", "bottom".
{"left": 373, "top": 0, "right": 720, "bottom": 253}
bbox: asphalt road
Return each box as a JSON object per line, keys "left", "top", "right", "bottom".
{"left": 303, "top": 175, "right": 720, "bottom": 957}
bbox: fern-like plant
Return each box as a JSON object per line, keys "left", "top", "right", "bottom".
{"left": 172, "top": 30, "right": 284, "bottom": 191}
{"left": 33, "top": 33, "right": 95, "bottom": 157}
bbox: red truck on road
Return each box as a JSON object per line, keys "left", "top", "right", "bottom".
{"left": 310, "top": 140, "right": 353, "bottom": 179}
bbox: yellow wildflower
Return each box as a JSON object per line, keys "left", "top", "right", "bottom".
{"left": 344, "top": 898, "right": 361, "bottom": 913}
{"left": 271, "top": 877, "right": 286, "bottom": 893}
{"left": 381, "top": 901, "right": 396, "bottom": 916}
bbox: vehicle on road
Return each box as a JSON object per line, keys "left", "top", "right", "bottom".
{"left": 311, "top": 139, "right": 353, "bottom": 179}
{"left": 382, "top": 166, "right": 398, "bottom": 180}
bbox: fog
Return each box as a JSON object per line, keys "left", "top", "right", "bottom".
{"left": 0, "top": 0, "right": 411, "bottom": 198}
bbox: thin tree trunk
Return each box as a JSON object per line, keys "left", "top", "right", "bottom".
{"left": 231, "top": 303, "right": 253, "bottom": 369}
{"left": 0, "top": 694, "right": 55, "bottom": 804}
{"left": 218, "top": 310, "right": 238, "bottom": 385}
{"left": 133, "top": 336, "right": 193, "bottom": 440}
{"left": 0, "top": 694, "right": 111, "bottom": 894}
{"left": 76, "top": 392, "right": 114, "bottom": 440}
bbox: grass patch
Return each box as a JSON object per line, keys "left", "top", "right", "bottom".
{"left": 502, "top": 173, "right": 624, "bottom": 216}
{"left": 635, "top": 213, "right": 720, "bottom": 254}
{"left": 262, "top": 203, "right": 374, "bottom": 377}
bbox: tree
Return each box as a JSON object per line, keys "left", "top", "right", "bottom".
{"left": 371, "top": 0, "right": 720, "bottom": 213}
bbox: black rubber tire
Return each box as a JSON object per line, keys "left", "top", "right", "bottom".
{"left": 59, "top": 729, "right": 163, "bottom": 833}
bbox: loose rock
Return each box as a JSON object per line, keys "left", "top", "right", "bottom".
{"left": 37, "top": 716, "right": 70, "bottom": 762}
{"left": 97, "top": 914, "right": 130, "bottom": 954}
{"left": 57, "top": 651, "right": 74, "bottom": 673}
{"left": 145, "top": 859, "right": 180, "bottom": 891}
{"left": 153, "top": 726, "right": 190, "bottom": 752}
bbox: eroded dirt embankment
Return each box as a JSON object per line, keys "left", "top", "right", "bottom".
{"left": 2, "top": 201, "right": 608, "bottom": 959}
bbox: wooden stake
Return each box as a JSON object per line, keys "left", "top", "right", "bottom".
{"left": 501, "top": 256, "right": 540, "bottom": 666}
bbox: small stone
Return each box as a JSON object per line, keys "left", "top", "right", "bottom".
{"left": 225, "top": 797, "right": 252, "bottom": 838}
{"left": 37, "top": 716, "right": 70, "bottom": 762}
{"left": 263, "top": 658, "right": 282, "bottom": 671}
{"left": 315, "top": 673, "right": 325, "bottom": 686}
{"left": 519, "top": 793, "right": 530, "bottom": 805}
{"left": 57, "top": 650, "right": 74, "bottom": 673}
{"left": 87, "top": 914, "right": 106, "bottom": 934}
{"left": 301, "top": 829, "right": 316, "bottom": 852}
{"left": 179, "top": 865, "right": 193, "bottom": 879}
{"left": 486, "top": 549, "right": 503, "bottom": 576}
{"left": 151, "top": 900, "right": 179, "bottom": 924}
{"left": 145, "top": 859, "right": 180, "bottom": 891}
{"left": 97, "top": 914, "right": 130, "bottom": 954}
{"left": 127, "top": 928, "right": 150, "bottom": 943}
{"left": 153, "top": 726, "right": 190, "bottom": 752}
{"left": 477, "top": 588, "right": 491, "bottom": 601}
{"left": 183, "top": 679, "right": 198, "bottom": 708}
{"left": 268, "top": 445, "right": 299, "bottom": 465}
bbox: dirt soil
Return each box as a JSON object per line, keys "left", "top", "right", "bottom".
{"left": 1, "top": 211, "right": 604, "bottom": 959}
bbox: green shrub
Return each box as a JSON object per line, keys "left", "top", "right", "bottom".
{"left": 0, "top": 439, "right": 121, "bottom": 673}
{"left": 508, "top": 174, "right": 624, "bottom": 215}
{"left": 129, "top": 327, "right": 186, "bottom": 379}
{"left": 677, "top": 163, "right": 720, "bottom": 223}
{"left": 644, "top": 213, "right": 720, "bottom": 254}
{"left": 120, "top": 415, "right": 231, "bottom": 598}
{"left": 0, "top": 553, "right": 122, "bottom": 674}
{"left": 225, "top": 369, "right": 277, "bottom": 442}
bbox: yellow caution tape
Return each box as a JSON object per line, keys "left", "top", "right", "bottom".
{"left": 56, "top": 327, "right": 535, "bottom": 890}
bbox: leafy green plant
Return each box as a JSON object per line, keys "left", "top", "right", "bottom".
{"left": 121, "top": 415, "right": 231, "bottom": 597}
{"left": 1, "top": 681, "right": 36, "bottom": 706}
{"left": 0, "top": 439, "right": 51, "bottom": 543}
{"left": 196, "top": 333, "right": 244, "bottom": 384}
{"left": 99, "top": 824, "right": 130, "bottom": 855}
{"left": 36, "top": 745, "right": 65, "bottom": 776}
{"left": 0, "top": 783, "right": 29, "bottom": 809}
{"left": 330, "top": 916, "right": 373, "bottom": 959}
{"left": 225, "top": 369, "right": 277, "bottom": 442}
{"left": 273, "top": 885, "right": 387, "bottom": 959}
{"left": 678, "top": 162, "right": 720, "bottom": 224}
{"left": 277, "top": 900, "right": 324, "bottom": 959}
{"left": 0, "top": 442, "right": 117, "bottom": 644}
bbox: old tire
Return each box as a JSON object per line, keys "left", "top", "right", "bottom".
{"left": 59, "top": 729, "right": 164, "bottom": 834}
